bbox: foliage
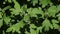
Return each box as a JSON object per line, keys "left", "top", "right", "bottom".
{"left": 0, "top": 0, "right": 60, "bottom": 34}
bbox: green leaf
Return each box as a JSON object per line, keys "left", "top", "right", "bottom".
{"left": 58, "top": 17, "right": 60, "bottom": 21}
{"left": 10, "top": 8, "right": 23, "bottom": 15}
{"left": 5, "top": 0, "right": 12, "bottom": 3}
{"left": 38, "top": 7, "right": 44, "bottom": 17}
{"left": 10, "top": 4, "right": 23, "bottom": 15}
{"left": 30, "top": 28, "right": 37, "bottom": 34}
{"left": 57, "top": 5, "right": 60, "bottom": 12}
{"left": 0, "top": 8, "right": 2, "bottom": 11}
{"left": 40, "top": 0, "right": 50, "bottom": 8}
{"left": 30, "top": 24, "right": 37, "bottom": 28}
{"left": 27, "top": 8, "right": 44, "bottom": 17}
{"left": 27, "top": 0, "right": 30, "bottom": 2}
{"left": 27, "top": 8, "right": 32, "bottom": 14}
{"left": 9, "top": 0, "right": 21, "bottom": 15}
{"left": 0, "top": 19, "right": 3, "bottom": 28}
{"left": 52, "top": 19, "right": 59, "bottom": 24}
{"left": 32, "top": 0, "right": 38, "bottom": 6}
{"left": 56, "top": 13, "right": 60, "bottom": 21}
{"left": 56, "top": 13, "right": 60, "bottom": 17}
{"left": 0, "top": 12, "right": 2, "bottom": 18}
{"left": 32, "top": 8, "right": 39, "bottom": 14}
{"left": 37, "top": 26, "right": 43, "bottom": 33}
{"left": 3, "top": 30, "right": 5, "bottom": 34}
{"left": 25, "top": 31, "right": 30, "bottom": 34}
{"left": 21, "top": 5, "right": 27, "bottom": 11}
{"left": 42, "top": 18, "right": 53, "bottom": 31}
{"left": 52, "top": 19, "right": 60, "bottom": 29}
{"left": 3, "top": 14, "right": 11, "bottom": 24}
{"left": 30, "top": 8, "right": 39, "bottom": 17}
{"left": 27, "top": 8, "right": 37, "bottom": 17}
{"left": 3, "top": 6, "right": 11, "bottom": 11}
{"left": 13, "top": 0, "right": 20, "bottom": 9}
{"left": 8, "top": 0, "right": 12, "bottom": 3}
{"left": 11, "top": 9, "right": 21, "bottom": 15}
{"left": 23, "top": 14, "right": 30, "bottom": 22}
{"left": 6, "top": 20, "right": 24, "bottom": 33}
{"left": 53, "top": 24, "right": 60, "bottom": 29}
{"left": 47, "top": 6, "right": 57, "bottom": 17}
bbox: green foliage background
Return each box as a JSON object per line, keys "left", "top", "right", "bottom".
{"left": 0, "top": 0, "right": 60, "bottom": 34}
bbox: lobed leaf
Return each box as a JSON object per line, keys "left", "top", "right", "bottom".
{"left": 42, "top": 18, "right": 53, "bottom": 31}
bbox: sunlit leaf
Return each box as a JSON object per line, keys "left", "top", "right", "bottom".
{"left": 27, "top": 0, "right": 30, "bottom": 2}
{"left": 0, "top": 19, "right": 3, "bottom": 28}
{"left": 27, "top": 8, "right": 44, "bottom": 17}
{"left": 27, "top": 8, "right": 37, "bottom": 17}
{"left": 42, "top": 18, "right": 53, "bottom": 31}
{"left": 52, "top": 19, "right": 60, "bottom": 29}
{"left": 32, "top": 0, "right": 38, "bottom": 6}
{"left": 30, "top": 24, "right": 37, "bottom": 28}
{"left": 37, "top": 26, "right": 43, "bottom": 33}
{"left": 53, "top": 24, "right": 60, "bottom": 29}
{"left": 23, "top": 14, "right": 30, "bottom": 22}
{"left": 56, "top": 13, "right": 60, "bottom": 17}
{"left": 47, "top": 6, "right": 57, "bottom": 17}
{"left": 58, "top": 17, "right": 60, "bottom": 21}
{"left": 3, "top": 15, "right": 11, "bottom": 25}
{"left": 3, "top": 6, "right": 11, "bottom": 11}
{"left": 8, "top": 0, "right": 12, "bottom": 3}
{"left": 6, "top": 20, "right": 24, "bottom": 33}
{"left": 57, "top": 5, "right": 60, "bottom": 12}
{"left": 25, "top": 31, "right": 30, "bottom": 34}
{"left": 0, "top": 12, "right": 2, "bottom": 18}
{"left": 52, "top": 19, "right": 59, "bottom": 24}
{"left": 5, "top": 0, "right": 12, "bottom": 3}
{"left": 11, "top": 9, "right": 21, "bottom": 15}
{"left": 38, "top": 7, "right": 44, "bottom": 17}
{"left": 40, "top": 0, "right": 50, "bottom": 8}
{"left": 21, "top": 5, "right": 27, "bottom": 11}
{"left": 30, "top": 28, "right": 37, "bottom": 34}
{"left": 0, "top": 8, "right": 2, "bottom": 11}
{"left": 3, "top": 30, "right": 5, "bottom": 34}
{"left": 1, "top": 0, "right": 60, "bottom": 34}
{"left": 13, "top": 0, "right": 20, "bottom": 9}
{"left": 56, "top": 13, "right": 60, "bottom": 21}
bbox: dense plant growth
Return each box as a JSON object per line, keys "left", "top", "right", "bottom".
{"left": 0, "top": 0, "right": 60, "bottom": 34}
